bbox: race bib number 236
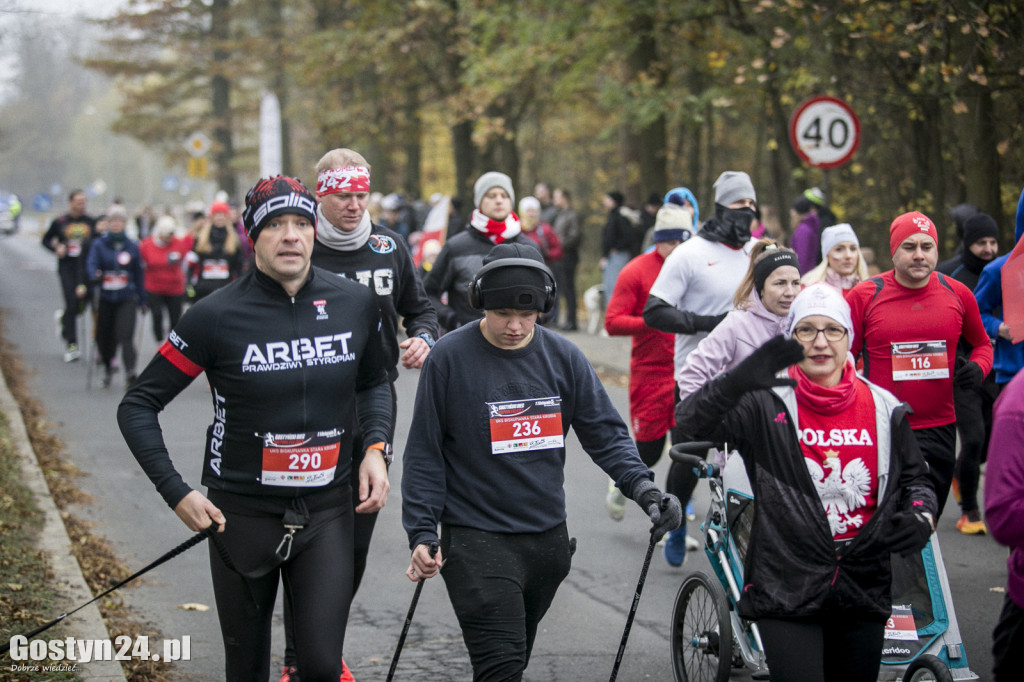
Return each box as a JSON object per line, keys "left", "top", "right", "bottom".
{"left": 487, "top": 396, "right": 564, "bottom": 455}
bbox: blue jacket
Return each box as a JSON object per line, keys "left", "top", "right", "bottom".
{"left": 973, "top": 188, "right": 1024, "bottom": 384}
{"left": 86, "top": 233, "right": 147, "bottom": 306}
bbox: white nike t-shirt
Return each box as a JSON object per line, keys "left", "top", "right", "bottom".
{"left": 648, "top": 235, "right": 755, "bottom": 382}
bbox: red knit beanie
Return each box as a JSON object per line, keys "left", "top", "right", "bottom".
{"left": 889, "top": 211, "right": 937, "bottom": 256}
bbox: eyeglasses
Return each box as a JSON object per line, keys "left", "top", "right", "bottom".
{"left": 792, "top": 325, "right": 848, "bottom": 343}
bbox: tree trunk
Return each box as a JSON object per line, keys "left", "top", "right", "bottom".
{"left": 963, "top": 88, "right": 1003, "bottom": 231}
{"left": 210, "top": 0, "right": 235, "bottom": 196}
{"left": 625, "top": 6, "right": 666, "bottom": 203}
{"left": 260, "top": 1, "right": 291, "bottom": 177}
{"left": 764, "top": 80, "right": 794, "bottom": 242}
{"left": 912, "top": 101, "right": 947, "bottom": 244}
{"left": 451, "top": 119, "right": 475, "bottom": 212}
{"left": 403, "top": 93, "right": 423, "bottom": 198}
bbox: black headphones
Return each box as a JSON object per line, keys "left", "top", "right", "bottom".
{"left": 468, "top": 257, "right": 557, "bottom": 314}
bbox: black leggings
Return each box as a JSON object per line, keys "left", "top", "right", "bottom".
{"left": 913, "top": 423, "right": 957, "bottom": 520}
{"left": 146, "top": 292, "right": 183, "bottom": 342}
{"left": 952, "top": 377, "right": 996, "bottom": 514}
{"left": 96, "top": 298, "right": 138, "bottom": 374}
{"left": 282, "top": 382, "right": 398, "bottom": 669}
{"left": 441, "top": 523, "right": 573, "bottom": 682}
{"left": 758, "top": 615, "right": 885, "bottom": 682}
{"left": 636, "top": 420, "right": 687, "bottom": 486}
{"left": 993, "top": 594, "right": 1024, "bottom": 682}
{"left": 57, "top": 266, "right": 82, "bottom": 345}
{"left": 209, "top": 500, "right": 354, "bottom": 682}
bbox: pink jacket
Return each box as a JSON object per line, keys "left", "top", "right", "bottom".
{"left": 677, "top": 293, "right": 789, "bottom": 399}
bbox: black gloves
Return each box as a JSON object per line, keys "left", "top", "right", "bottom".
{"left": 695, "top": 312, "right": 728, "bottom": 333}
{"left": 888, "top": 510, "right": 934, "bottom": 557}
{"left": 718, "top": 335, "right": 805, "bottom": 399}
{"left": 954, "top": 358, "right": 983, "bottom": 391}
{"left": 633, "top": 480, "right": 683, "bottom": 539}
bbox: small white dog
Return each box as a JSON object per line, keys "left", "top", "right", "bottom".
{"left": 583, "top": 284, "right": 604, "bottom": 335}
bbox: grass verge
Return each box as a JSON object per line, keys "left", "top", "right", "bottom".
{"left": 0, "top": 314, "right": 173, "bottom": 682}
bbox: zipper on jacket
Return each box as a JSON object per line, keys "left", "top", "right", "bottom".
{"left": 291, "top": 295, "right": 308, "bottom": 428}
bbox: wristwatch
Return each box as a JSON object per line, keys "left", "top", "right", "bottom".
{"left": 367, "top": 441, "right": 394, "bottom": 466}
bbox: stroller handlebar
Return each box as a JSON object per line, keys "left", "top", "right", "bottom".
{"left": 669, "top": 441, "right": 718, "bottom": 457}
{"left": 669, "top": 442, "right": 719, "bottom": 478}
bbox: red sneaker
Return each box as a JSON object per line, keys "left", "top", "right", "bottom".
{"left": 340, "top": 658, "right": 355, "bottom": 682}
{"left": 279, "top": 666, "right": 299, "bottom": 682}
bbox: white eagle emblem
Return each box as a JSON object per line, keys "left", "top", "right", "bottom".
{"left": 805, "top": 452, "right": 871, "bottom": 536}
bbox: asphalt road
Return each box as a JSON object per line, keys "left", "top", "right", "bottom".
{"left": 0, "top": 225, "right": 1008, "bottom": 681}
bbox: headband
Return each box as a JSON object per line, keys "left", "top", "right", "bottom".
{"left": 753, "top": 248, "right": 800, "bottom": 293}
{"left": 317, "top": 166, "right": 371, "bottom": 196}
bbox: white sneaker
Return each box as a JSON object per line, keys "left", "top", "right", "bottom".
{"left": 686, "top": 535, "right": 701, "bottom": 552}
{"left": 63, "top": 343, "right": 81, "bottom": 363}
{"left": 605, "top": 480, "right": 626, "bottom": 521}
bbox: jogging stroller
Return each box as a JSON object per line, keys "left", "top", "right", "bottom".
{"left": 668, "top": 441, "right": 978, "bottom": 682}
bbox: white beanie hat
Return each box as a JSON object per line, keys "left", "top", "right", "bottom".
{"left": 153, "top": 215, "right": 178, "bottom": 239}
{"left": 786, "top": 283, "right": 854, "bottom": 346}
{"left": 518, "top": 196, "right": 541, "bottom": 214}
{"left": 820, "top": 223, "right": 859, "bottom": 260}
{"left": 474, "top": 172, "right": 515, "bottom": 208}
{"left": 652, "top": 204, "right": 692, "bottom": 242}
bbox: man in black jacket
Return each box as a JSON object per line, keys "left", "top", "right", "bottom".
{"left": 424, "top": 171, "right": 538, "bottom": 333}
{"left": 41, "top": 189, "right": 96, "bottom": 362}
{"left": 119, "top": 176, "right": 392, "bottom": 682}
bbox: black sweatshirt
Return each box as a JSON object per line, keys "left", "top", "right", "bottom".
{"left": 402, "top": 322, "right": 653, "bottom": 550}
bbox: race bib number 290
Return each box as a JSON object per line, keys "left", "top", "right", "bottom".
{"left": 487, "top": 396, "right": 564, "bottom": 455}
{"left": 259, "top": 429, "right": 341, "bottom": 487}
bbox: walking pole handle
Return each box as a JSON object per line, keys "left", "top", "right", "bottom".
{"left": 386, "top": 541, "right": 440, "bottom": 681}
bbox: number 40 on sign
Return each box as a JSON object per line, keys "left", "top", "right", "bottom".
{"left": 788, "top": 95, "right": 861, "bottom": 169}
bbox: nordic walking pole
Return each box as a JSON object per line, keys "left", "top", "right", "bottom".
{"left": 609, "top": 532, "right": 658, "bottom": 681}
{"left": 82, "top": 294, "right": 93, "bottom": 389}
{"left": 387, "top": 541, "right": 439, "bottom": 681}
{"left": 135, "top": 306, "right": 146, "bottom": 354}
{"left": 0, "top": 525, "right": 217, "bottom": 656}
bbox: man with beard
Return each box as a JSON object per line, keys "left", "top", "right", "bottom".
{"left": 643, "top": 170, "right": 758, "bottom": 566}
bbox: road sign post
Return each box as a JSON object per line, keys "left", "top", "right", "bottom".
{"left": 184, "top": 131, "right": 211, "bottom": 179}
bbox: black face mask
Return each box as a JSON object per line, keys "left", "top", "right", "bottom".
{"left": 961, "top": 242, "right": 996, "bottom": 275}
{"left": 703, "top": 203, "right": 756, "bottom": 248}
{"left": 209, "top": 225, "right": 227, "bottom": 246}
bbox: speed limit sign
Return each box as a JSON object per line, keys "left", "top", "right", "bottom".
{"left": 788, "top": 96, "right": 860, "bottom": 169}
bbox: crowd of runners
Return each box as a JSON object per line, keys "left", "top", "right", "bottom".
{"left": 33, "top": 159, "right": 1024, "bottom": 681}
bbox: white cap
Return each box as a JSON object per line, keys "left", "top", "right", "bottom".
{"left": 820, "top": 223, "right": 859, "bottom": 260}
{"left": 786, "top": 283, "right": 854, "bottom": 346}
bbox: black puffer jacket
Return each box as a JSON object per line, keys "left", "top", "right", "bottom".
{"left": 422, "top": 228, "right": 537, "bottom": 332}
{"left": 676, "top": 372, "right": 937, "bottom": 621}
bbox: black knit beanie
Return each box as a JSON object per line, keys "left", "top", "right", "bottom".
{"left": 962, "top": 213, "right": 999, "bottom": 249}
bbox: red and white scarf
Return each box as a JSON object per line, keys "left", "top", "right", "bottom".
{"left": 470, "top": 209, "right": 521, "bottom": 244}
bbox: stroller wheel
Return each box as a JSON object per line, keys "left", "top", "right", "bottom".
{"left": 670, "top": 570, "right": 731, "bottom": 682}
{"left": 903, "top": 654, "right": 953, "bottom": 682}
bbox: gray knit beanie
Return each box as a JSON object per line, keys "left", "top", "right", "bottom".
{"left": 474, "top": 172, "right": 516, "bottom": 209}
{"left": 713, "top": 171, "right": 757, "bottom": 207}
